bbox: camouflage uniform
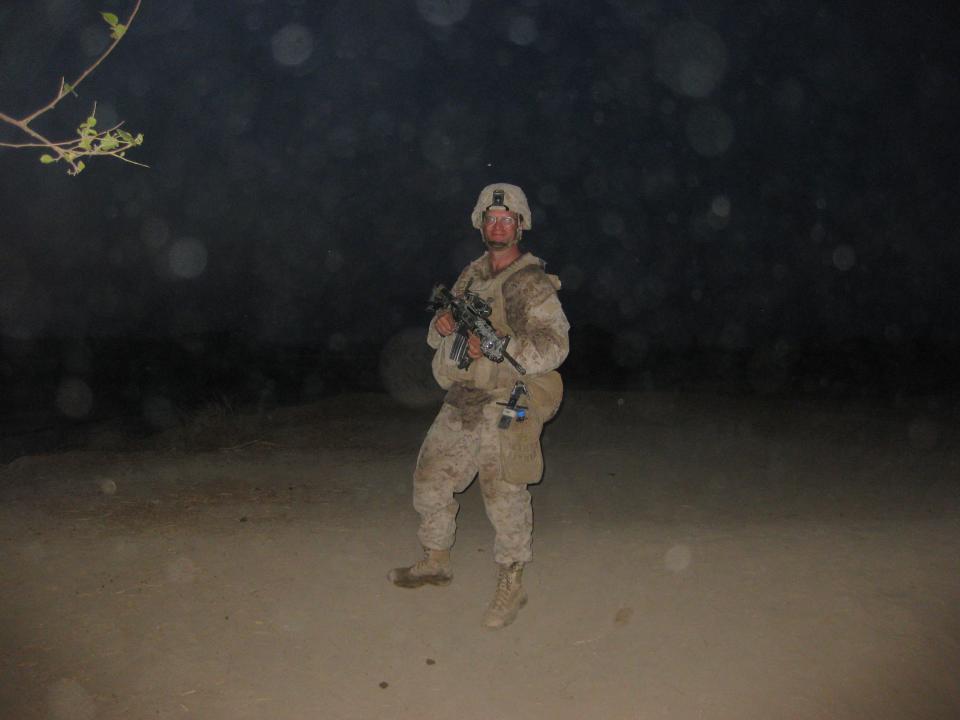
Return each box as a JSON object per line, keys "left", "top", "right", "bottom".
{"left": 416, "top": 250, "right": 570, "bottom": 564}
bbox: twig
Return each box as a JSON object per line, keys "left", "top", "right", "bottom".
{"left": 23, "top": 0, "right": 142, "bottom": 124}
{"left": 0, "top": 0, "right": 145, "bottom": 175}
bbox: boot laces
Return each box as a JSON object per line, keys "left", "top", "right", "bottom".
{"left": 491, "top": 566, "right": 517, "bottom": 610}
{"left": 415, "top": 549, "right": 445, "bottom": 574}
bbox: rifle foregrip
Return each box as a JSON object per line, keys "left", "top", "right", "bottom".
{"left": 504, "top": 350, "right": 526, "bottom": 375}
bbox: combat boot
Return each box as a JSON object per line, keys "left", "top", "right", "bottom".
{"left": 481, "top": 561, "right": 527, "bottom": 629}
{"left": 387, "top": 548, "right": 452, "bottom": 588}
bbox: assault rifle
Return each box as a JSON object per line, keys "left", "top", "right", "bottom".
{"left": 428, "top": 282, "right": 526, "bottom": 375}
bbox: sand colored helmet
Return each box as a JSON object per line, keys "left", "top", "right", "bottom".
{"left": 471, "top": 183, "right": 532, "bottom": 231}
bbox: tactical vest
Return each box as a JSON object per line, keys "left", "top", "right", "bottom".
{"left": 432, "top": 253, "right": 564, "bottom": 421}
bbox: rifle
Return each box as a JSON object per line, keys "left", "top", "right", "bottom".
{"left": 428, "top": 282, "right": 526, "bottom": 375}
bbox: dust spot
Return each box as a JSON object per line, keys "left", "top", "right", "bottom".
{"left": 664, "top": 544, "right": 692, "bottom": 573}
{"left": 426, "top": 658, "right": 436, "bottom": 665}
{"left": 112, "top": 540, "right": 139, "bottom": 561}
{"left": 98, "top": 478, "right": 117, "bottom": 495}
{"left": 165, "top": 557, "right": 198, "bottom": 584}
{"left": 379, "top": 681, "right": 389, "bottom": 689}
{"left": 56, "top": 377, "right": 94, "bottom": 418}
{"left": 270, "top": 23, "right": 314, "bottom": 67}
{"left": 379, "top": 327, "right": 444, "bottom": 409}
{"left": 614, "top": 607, "right": 634, "bottom": 626}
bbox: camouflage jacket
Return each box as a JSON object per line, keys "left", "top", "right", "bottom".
{"left": 428, "top": 251, "right": 569, "bottom": 416}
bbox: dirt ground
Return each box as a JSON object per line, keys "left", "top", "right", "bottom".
{"left": 1, "top": 389, "right": 959, "bottom": 720}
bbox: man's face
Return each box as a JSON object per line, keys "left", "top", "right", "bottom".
{"left": 481, "top": 209, "right": 520, "bottom": 250}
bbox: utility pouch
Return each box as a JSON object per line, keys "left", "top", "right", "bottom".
{"left": 524, "top": 370, "right": 564, "bottom": 421}
{"left": 499, "top": 404, "right": 545, "bottom": 485}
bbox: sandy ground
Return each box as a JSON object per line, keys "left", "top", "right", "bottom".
{"left": 1, "top": 389, "right": 959, "bottom": 720}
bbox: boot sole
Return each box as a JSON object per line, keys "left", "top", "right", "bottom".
{"left": 387, "top": 571, "right": 453, "bottom": 589}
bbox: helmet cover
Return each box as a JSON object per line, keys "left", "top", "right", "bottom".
{"left": 470, "top": 183, "right": 532, "bottom": 231}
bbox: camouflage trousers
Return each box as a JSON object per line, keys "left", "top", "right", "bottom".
{"left": 413, "top": 401, "right": 533, "bottom": 565}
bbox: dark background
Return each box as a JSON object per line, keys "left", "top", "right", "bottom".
{"left": 1, "top": 0, "right": 958, "bottom": 443}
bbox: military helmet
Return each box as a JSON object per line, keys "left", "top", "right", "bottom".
{"left": 471, "top": 183, "right": 532, "bottom": 231}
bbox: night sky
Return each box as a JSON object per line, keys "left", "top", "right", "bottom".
{"left": 2, "top": 0, "right": 959, "bottom": 428}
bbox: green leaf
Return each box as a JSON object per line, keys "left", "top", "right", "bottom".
{"left": 76, "top": 161, "right": 86, "bottom": 173}
{"left": 86, "top": 116, "right": 97, "bottom": 128}
{"left": 100, "top": 135, "right": 119, "bottom": 151}
{"left": 61, "top": 82, "right": 77, "bottom": 98}
{"left": 79, "top": 136, "right": 92, "bottom": 150}
{"left": 110, "top": 24, "right": 126, "bottom": 40}
{"left": 101, "top": 12, "right": 119, "bottom": 26}
{"left": 40, "top": 154, "right": 56, "bottom": 164}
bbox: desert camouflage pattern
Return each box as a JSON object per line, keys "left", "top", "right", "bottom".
{"left": 414, "top": 401, "right": 534, "bottom": 564}
{"left": 470, "top": 183, "right": 533, "bottom": 230}
{"left": 414, "top": 251, "right": 569, "bottom": 564}
{"left": 428, "top": 252, "right": 569, "bottom": 402}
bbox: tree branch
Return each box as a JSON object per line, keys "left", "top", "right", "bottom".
{"left": 0, "top": 0, "right": 145, "bottom": 175}
{"left": 22, "top": 0, "right": 142, "bottom": 125}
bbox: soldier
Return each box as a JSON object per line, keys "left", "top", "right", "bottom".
{"left": 388, "top": 183, "right": 570, "bottom": 629}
